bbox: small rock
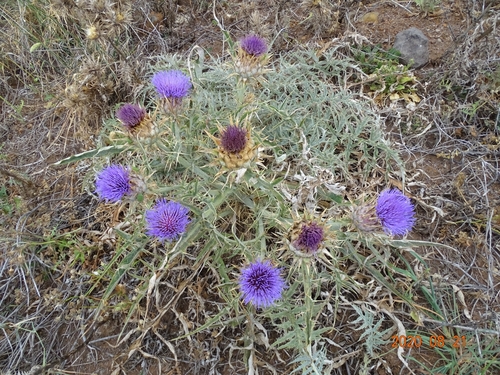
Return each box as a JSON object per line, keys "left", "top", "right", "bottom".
{"left": 360, "top": 12, "right": 379, "bottom": 24}
{"left": 393, "top": 27, "right": 429, "bottom": 68}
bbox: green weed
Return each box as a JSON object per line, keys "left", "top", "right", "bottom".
{"left": 0, "top": 185, "right": 20, "bottom": 216}
{"left": 413, "top": 0, "right": 441, "bottom": 13}
{"left": 353, "top": 45, "right": 420, "bottom": 104}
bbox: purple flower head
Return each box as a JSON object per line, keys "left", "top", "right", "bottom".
{"left": 239, "top": 260, "right": 285, "bottom": 308}
{"left": 95, "top": 165, "right": 132, "bottom": 202}
{"left": 116, "top": 103, "right": 146, "bottom": 129}
{"left": 220, "top": 125, "right": 247, "bottom": 154}
{"left": 376, "top": 188, "right": 416, "bottom": 236}
{"left": 145, "top": 199, "right": 190, "bottom": 242}
{"left": 152, "top": 70, "right": 191, "bottom": 99}
{"left": 240, "top": 35, "right": 268, "bottom": 57}
{"left": 294, "top": 222, "right": 324, "bottom": 253}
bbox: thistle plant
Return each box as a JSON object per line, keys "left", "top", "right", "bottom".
{"left": 53, "top": 32, "right": 444, "bottom": 374}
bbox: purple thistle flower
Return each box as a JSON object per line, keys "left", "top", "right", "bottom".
{"left": 294, "top": 222, "right": 324, "bottom": 253}
{"left": 152, "top": 70, "right": 191, "bottom": 100}
{"left": 239, "top": 260, "right": 285, "bottom": 308}
{"left": 116, "top": 103, "right": 146, "bottom": 129}
{"left": 220, "top": 125, "right": 247, "bottom": 154}
{"left": 376, "top": 189, "right": 416, "bottom": 236}
{"left": 145, "top": 199, "right": 190, "bottom": 242}
{"left": 95, "top": 165, "right": 132, "bottom": 202}
{"left": 240, "top": 35, "right": 267, "bottom": 57}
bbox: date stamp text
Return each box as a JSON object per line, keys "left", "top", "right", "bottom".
{"left": 391, "top": 335, "right": 467, "bottom": 349}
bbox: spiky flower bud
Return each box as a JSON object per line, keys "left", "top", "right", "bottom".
{"left": 116, "top": 103, "right": 146, "bottom": 127}
{"left": 293, "top": 222, "right": 324, "bottom": 253}
{"left": 352, "top": 204, "right": 380, "bottom": 233}
{"left": 209, "top": 122, "right": 257, "bottom": 169}
{"left": 220, "top": 125, "right": 247, "bottom": 154}
{"left": 289, "top": 219, "right": 326, "bottom": 255}
{"left": 129, "top": 173, "right": 147, "bottom": 197}
{"left": 116, "top": 103, "right": 156, "bottom": 137}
